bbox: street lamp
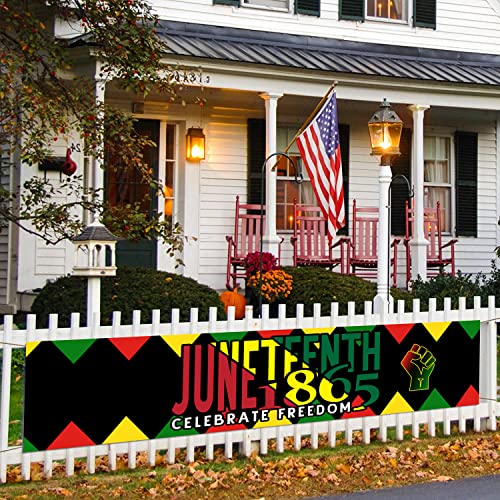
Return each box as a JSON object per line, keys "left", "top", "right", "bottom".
{"left": 368, "top": 99, "right": 403, "bottom": 314}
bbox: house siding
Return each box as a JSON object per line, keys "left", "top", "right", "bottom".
{"left": 155, "top": 0, "right": 500, "bottom": 56}
{"left": 17, "top": 139, "right": 81, "bottom": 293}
{"left": 0, "top": 144, "right": 11, "bottom": 307}
{"left": 456, "top": 124, "right": 497, "bottom": 275}
{"left": 198, "top": 108, "right": 248, "bottom": 288}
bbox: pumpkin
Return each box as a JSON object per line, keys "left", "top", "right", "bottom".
{"left": 220, "top": 287, "right": 246, "bottom": 319}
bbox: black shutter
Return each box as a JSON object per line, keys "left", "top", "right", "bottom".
{"left": 413, "top": 0, "right": 436, "bottom": 29}
{"left": 339, "top": 0, "right": 364, "bottom": 21}
{"left": 337, "top": 124, "right": 350, "bottom": 235}
{"left": 390, "top": 128, "right": 412, "bottom": 236}
{"left": 296, "top": 0, "right": 320, "bottom": 16}
{"left": 455, "top": 131, "right": 478, "bottom": 237}
{"left": 213, "top": 0, "right": 239, "bottom": 5}
{"left": 247, "top": 119, "right": 266, "bottom": 205}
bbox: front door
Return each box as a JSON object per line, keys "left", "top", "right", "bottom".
{"left": 106, "top": 119, "right": 159, "bottom": 268}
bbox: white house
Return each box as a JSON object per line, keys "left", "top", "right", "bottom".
{"left": 2, "top": 0, "right": 500, "bottom": 312}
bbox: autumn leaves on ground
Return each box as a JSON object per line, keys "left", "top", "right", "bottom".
{"left": 1, "top": 429, "right": 499, "bottom": 499}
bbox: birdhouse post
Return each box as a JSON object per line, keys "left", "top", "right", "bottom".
{"left": 72, "top": 222, "right": 118, "bottom": 325}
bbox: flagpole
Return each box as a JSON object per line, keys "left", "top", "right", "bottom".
{"left": 282, "top": 81, "right": 337, "bottom": 155}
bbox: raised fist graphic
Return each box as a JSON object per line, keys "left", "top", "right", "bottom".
{"left": 401, "top": 344, "right": 436, "bottom": 391}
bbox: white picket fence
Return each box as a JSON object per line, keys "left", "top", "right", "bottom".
{"left": 0, "top": 296, "right": 498, "bottom": 482}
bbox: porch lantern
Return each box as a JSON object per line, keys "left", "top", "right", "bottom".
{"left": 368, "top": 99, "right": 403, "bottom": 314}
{"left": 72, "top": 222, "right": 118, "bottom": 324}
{"left": 186, "top": 127, "right": 206, "bottom": 160}
{"left": 368, "top": 98, "right": 403, "bottom": 162}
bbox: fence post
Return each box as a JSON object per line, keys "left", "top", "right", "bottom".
{"left": 0, "top": 315, "right": 13, "bottom": 483}
{"left": 486, "top": 296, "right": 497, "bottom": 430}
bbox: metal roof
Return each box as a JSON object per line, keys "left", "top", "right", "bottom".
{"left": 155, "top": 21, "right": 500, "bottom": 87}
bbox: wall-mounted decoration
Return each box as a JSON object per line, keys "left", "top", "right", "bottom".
{"left": 38, "top": 148, "right": 77, "bottom": 178}
{"left": 39, "top": 156, "right": 66, "bottom": 172}
{"left": 23, "top": 321, "right": 480, "bottom": 452}
{"left": 61, "top": 148, "right": 77, "bottom": 176}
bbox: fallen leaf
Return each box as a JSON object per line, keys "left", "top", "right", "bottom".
{"left": 336, "top": 463, "right": 351, "bottom": 475}
{"left": 432, "top": 475, "right": 454, "bottom": 482}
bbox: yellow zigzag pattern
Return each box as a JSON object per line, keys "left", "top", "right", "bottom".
{"left": 423, "top": 322, "right": 451, "bottom": 342}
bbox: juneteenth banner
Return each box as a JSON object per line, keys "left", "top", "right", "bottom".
{"left": 23, "top": 321, "right": 480, "bottom": 452}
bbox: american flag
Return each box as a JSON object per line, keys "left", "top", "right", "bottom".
{"left": 296, "top": 91, "right": 345, "bottom": 241}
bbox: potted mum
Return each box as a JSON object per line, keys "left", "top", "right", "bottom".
{"left": 246, "top": 268, "right": 293, "bottom": 317}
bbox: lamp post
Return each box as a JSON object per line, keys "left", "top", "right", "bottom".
{"left": 368, "top": 99, "right": 403, "bottom": 314}
{"left": 258, "top": 152, "right": 302, "bottom": 317}
{"left": 72, "top": 222, "right": 118, "bottom": 325}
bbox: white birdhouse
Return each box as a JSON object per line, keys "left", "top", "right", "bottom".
{"left": 72, "top": 222, "right": 118, "bottom": 277}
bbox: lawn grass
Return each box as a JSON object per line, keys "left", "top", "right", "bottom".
{"left": 0, "top": 429, "right": 498, "bottom": 499}
{"left": 8, "top": 371, "right": 22, "bottom": 446}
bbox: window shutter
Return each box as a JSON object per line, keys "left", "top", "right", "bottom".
{"left": 213, "top": 0, "right": 239, "bottom": 6}
{"left": 339, "top": 0, "right": 364, "bottom": 21}
{"left": 455, "top": 131, "right": 478, "bottom": 237}
{"left": 390, "top": 128, "right": 412, "bottom": 236}
{"left": 337, "top": 124, "right": 350, "bottom": 235}
{"left": 413, "top": 0, "right": 436, "bottom": 29}
{"left": 247, "top": 119, "right": 266, "bottom": 205}
{"left": 296, "top": 0, "right": 320, "bottom": 16}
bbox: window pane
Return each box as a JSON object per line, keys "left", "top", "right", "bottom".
{"left": 424, "top": 136, "right": 452, "bottom": 231}
{"left": 367, "top": 0, "right": 405, "bottom": 20}
{"left": 424, "top": 186, "right": 451, "bottom": 232}
{"left": 164, "top": 124, "right": 176, "bottom": 223}
{"left": 424, "top": 137, "right": 450, "bottom": 183}
{"left": 243, "top": 0, "right": 288, "bottom": 8}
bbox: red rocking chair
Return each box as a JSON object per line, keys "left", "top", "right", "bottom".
{"left": 348, "top": 199, "right": 400, "bottom": 287}
{"left": 290, "top": 201, "right": 349, "bottom": 272}
{"left": 404, "top": 200, "right": 457, "bottom": 286}
{"left": 225, "top": 195, "right": 283, "bottom": 290}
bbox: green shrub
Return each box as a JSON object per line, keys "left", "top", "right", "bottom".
{"left": 282, "top": 267, "right": 413, "bottom": 315}
{"left": 411, "top": 271, "right": 485, "bottom": 310}
{"left": 479, "top": 260, "right": 500, "bottom": 307}
{"left": 0, "top": 349, "right": 25, "bottom": 377}
{"left": 31, "top": 267, "right": 225, "bottom": 327}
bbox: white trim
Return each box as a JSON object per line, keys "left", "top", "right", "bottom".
{"left": 162, "top": 57, "right": 500, "bottom": 111}
{"left": 365, "top": 0, "right": 410, "bottom": 24}
{"left": 496, "top": 116, "right": 500, "bottom": 256}
{"left": 487, "top": 0, "right": 500, "bottom": 16}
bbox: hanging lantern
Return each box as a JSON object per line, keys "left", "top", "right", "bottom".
{"left": 186, "top": 127, "right": 206, "bottom": 160}
{"left": 368, "top": 98, "right": 403, "bottom": 158}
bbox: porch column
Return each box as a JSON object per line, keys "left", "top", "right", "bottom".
{"left": 259, "top": 92, "right": 282, "bottom": 257}
{"left": 408, "top": 104, "right": 430, "bottom": 282}
{"left": 93, "top": 73, "right": 106, "bottom": 223}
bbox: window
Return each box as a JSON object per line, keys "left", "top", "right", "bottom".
{"left": 366, "top": 0, "right": 407, "bottom": 21}
{"left": 339, "top": 0, "right": 436, "bottom": 29}
{"left": 242, "top": 0, "right": 289, "bottom": 9}
{"left": 424, "top": 136, "right": 452, "bottom": 232}
{"left": 213, "top": 0, "right": 320, "bottom": 15}
{"left": 276, "top": 155, "right": 314, "bottom": 230}
{"left": 276, "top": 128, "right": 314, "bottom": 231}
{"left": 247, "top": 120, "right": 349, "bottom": 232}
{"left": 164, "top": 124, "right": 176, "bottom": 224}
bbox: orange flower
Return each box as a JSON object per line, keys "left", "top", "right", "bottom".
{"left": 247, "top": 269, "right": 293, "bottom": 303}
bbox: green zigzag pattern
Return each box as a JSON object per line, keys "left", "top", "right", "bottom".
{"left": 23, "top": 437, "right": 38, "bottom": 453}
{"left": 210, "top": 331, "right": 248, "bottom": 343}
{"left": 344, "top": 325, "right": 376, "bottom": 333}
{"left": 419, "top": 388, "right": 450, "bottom": 411}
{"left": 156, "top": 417, "right": 199, "bottom": 439}
{"left": 459, "top": 320, "right": 480, "bottom": 340}
{"left": 53, "top": 339, "right": 96, "bottom": 364}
